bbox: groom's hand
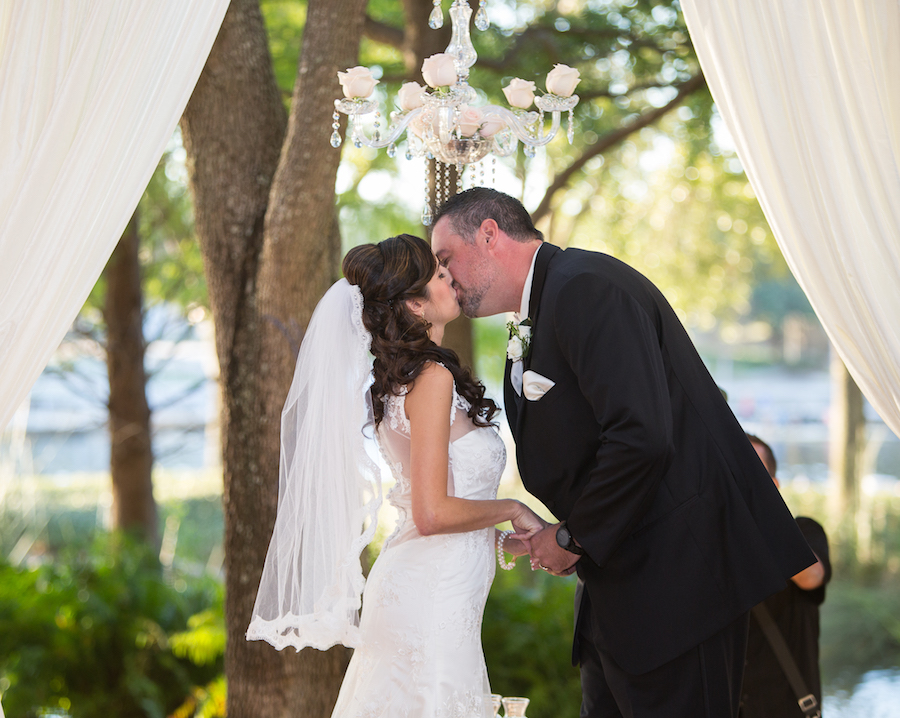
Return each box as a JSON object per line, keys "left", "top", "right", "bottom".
{"left": 529, "top": 523, "right": 581, "bottom": 576}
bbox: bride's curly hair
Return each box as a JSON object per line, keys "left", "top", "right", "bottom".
{"left": 343, "top": 234, "right": 498, "bottom": 427}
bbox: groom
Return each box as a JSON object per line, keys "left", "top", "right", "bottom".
{"left": 431, "top": 188, "right": 815, "bottom": 718}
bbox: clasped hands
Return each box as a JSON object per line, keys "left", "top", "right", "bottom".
{"left": 506, "top": 506, "right": 581, "bottom": 577}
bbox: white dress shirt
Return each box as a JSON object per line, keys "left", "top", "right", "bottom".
{"left": 511, "top": 245, "right": 542, "bottom": 396}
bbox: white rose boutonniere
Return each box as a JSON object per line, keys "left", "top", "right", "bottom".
{"left": 506, "top": 319, "right": 532, "bottom": 362}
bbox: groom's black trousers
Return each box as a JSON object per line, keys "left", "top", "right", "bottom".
{"left": 576, "top": 591, "right": 750, "bottom": 718}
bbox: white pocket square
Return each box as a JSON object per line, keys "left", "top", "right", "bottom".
{"left": 522, "top": 370, "right": 556, "bottom": 401}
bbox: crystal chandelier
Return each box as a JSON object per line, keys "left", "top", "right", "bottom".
{"left": 330, "top": 0, "right": 581, "bottom": 223}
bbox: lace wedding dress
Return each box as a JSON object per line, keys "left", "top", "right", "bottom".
{"left": 330, "top": 383, "right": 507, "bottom": 718}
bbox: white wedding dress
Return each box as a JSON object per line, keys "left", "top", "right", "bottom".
{"left": 331, "top": 383, "right": 507, "bottom": 718}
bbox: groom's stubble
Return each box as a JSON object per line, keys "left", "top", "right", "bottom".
{"left": 455, "top": 250, "right": 500, "bottom": 318}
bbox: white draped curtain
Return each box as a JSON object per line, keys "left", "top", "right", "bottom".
{"left": 681, "top": 0, "right": 900, "bottom": 436}
{"left": 0, "top": 1, "right": 229, "bottom": 433}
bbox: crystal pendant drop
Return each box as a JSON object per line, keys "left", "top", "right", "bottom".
{"left": 428, "top": 5, "right": 443, "bottom": 29}
{"left": 474, "top": 6, "right": 489, "bottom": 31}
{"left": 524, "top": 144, "right": 536, "bottom": 159}
{"left": 353, "top": 136, "right": 363, "bottom": 149}
{"left": 330, "top": 129, "right": 342, "bottom": 148}
{"left": 422, "top": 203, "right": 433, "bottom": 225}
{"left": 387, "top": 143, "right": 396, "bottom": 158}
{"left": 405, "top": 147, "right": 413, "bottom": 161}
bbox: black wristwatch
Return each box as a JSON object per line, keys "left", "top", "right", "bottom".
{"left": 556, "top": 522, "right": 584, "bottom": 555}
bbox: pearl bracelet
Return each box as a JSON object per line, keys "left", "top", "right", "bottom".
{"left": 497, "top": 529, "right": 516, "bottom": 570}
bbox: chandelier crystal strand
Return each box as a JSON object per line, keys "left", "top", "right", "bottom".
{"left": 428, "top": 0, "right": 443, "bottom": 30}
{"left": 444, "top": 161, "right": 451, "bottom": 205}
{"left": 332, "top": 0, "right": 581, "bottom": 223}
{"left": 330, "top": 111, "right": 342, "bottom": 148}
{"left": 474, "top": 0, "right": 489, "bottom": 31}
{"left": 423, "top": 158, "right": 433, "bottom": 225}
{"left": 434, "top": 160, "right": 442, "bottom": 216}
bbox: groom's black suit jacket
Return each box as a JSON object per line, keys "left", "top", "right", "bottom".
{"left": 504, "top": 244, "right": 814, "bottom": 676}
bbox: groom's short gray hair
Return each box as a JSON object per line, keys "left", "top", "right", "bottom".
{"left": 432, "top": 188, "right": 543, "bottom": 244}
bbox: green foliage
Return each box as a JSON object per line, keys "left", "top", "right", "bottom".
{"left": 260, "top": 0, "right": 307, "bottom": 100}
{"left": 483, "top": 568, "right": 581, "bottom": 718}
{"left": 563, "top": 115, "right": 783, "bottom": 333}
{"left": 820, "top": 577, "right": 900, "bottom": 690}
{"left": 170, "top": 609, "right": 226, "bottom": 668}
{"left": 0, "top": 535, "right": 222, "bottom": 718}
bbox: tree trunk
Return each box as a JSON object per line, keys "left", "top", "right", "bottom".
{"left": 104, "top": 211, "right": 156, "bottom": 544}
{"left": 254, "top": 0, "right": 371, "bottom": 712}
{"left": 180, "top": 1, "right": 295, "bottom": 716}
{"left": 182, "top": 0, "right": 372, "bottom": 715}
{"left": 828, "top": 349, "right": 866, "bottom": 557}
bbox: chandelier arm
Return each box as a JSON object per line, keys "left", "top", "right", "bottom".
{"left": 344, "top": 107, "right": 424, "bottom": 149}
{"left": 480, "top": 105, "right": 562, "bottom": 148}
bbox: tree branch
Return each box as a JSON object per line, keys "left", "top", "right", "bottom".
{"left": 532, "top": 72, "right": 706, "bottom": 223}
{"left": 363, "top": 15, "right": 404, "bottom": 49}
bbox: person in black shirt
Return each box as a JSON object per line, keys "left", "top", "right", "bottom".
{"left": 740, "top": 434, "right": 832, "bottom": 717}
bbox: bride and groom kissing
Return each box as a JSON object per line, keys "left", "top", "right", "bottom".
{"left": 248, "top": 188, "right": 815, "bottom": 718}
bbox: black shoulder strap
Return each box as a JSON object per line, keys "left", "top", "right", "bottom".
{"left": 751, "top": 603, "right": 821, "bottom": 718}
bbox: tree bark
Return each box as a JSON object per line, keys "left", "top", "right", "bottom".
{"left": 104, "top": 211, "right": 156, "bottom": 544}
{"left": 828, "top": 349, "right": 866, "bottom": 554}
{"left": 182, "top": 0, "right": 373, "bottom": 714}
{"left": 254, "top": 0, "right": 371, "bottom": 712}
{"left": 180, "top": 1, "right": 295, "bottom": 716}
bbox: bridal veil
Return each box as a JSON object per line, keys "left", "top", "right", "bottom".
{"left": 246, "top": 278, "right": 382, "bottom": 651}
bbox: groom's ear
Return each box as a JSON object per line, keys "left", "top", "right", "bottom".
{"left": 479, "top": 218, "right": 500, "bottom": 247}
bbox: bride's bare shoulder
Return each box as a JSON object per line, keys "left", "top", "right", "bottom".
{"left": 405, "top": 361, "right": 453, "bottom": 408}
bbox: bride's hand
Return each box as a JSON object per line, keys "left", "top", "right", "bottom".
{"left": 501, "top": 535, "right": 532, "bottom": 557}
{"left": 509, "top": 502, "right": 548, "bottom": 545}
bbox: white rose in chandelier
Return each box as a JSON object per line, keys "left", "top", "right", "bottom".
{"left": 421, "top": 53, "right": 458, "bottom": 88}
{"left": 337, "top": 66, "right": 379, "bottom": 99}
{"left": 397, "top": 81, "right": 426, "bottom": 111}
{"left": 545, "top": 64, "right": 581, "bottom": 97}
{"left": 479, "top": 114, "right": 506, "bottom": 138}
{"left": 457, "top": 106, "right": 483, "bottom": 137}
{"left": 503, "top": 78, "right": 536, "bottom": 109}
{"left": 409, "top": 109, "right": 440, "bottom": 139}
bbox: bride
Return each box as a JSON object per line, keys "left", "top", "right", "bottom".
{"left": 247, "top": 234, "right": 543, "bottom": 717}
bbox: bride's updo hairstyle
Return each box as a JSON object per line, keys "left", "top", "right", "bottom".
{"left": 343, "top": 234, "right": 498, "bottom": 427}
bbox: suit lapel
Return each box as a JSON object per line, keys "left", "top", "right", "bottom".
{"left": 523, "top": 243, "right": 560, "bottom": 372}
{"left": 503, "top": 356, "right": 519, "bottom": 430}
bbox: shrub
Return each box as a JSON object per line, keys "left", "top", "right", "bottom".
{"left": 0, "top": 535, "right": 222, "bottom": 718}
{"left": 483, "top": 568, "right": 582, "bottom": 718}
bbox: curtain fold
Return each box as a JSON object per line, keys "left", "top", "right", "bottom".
{"left": 0, "top": 1, "right": 229, "bottom": 433}
{"left": 682, "top": 0, "right": 900, "bottom": 436}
